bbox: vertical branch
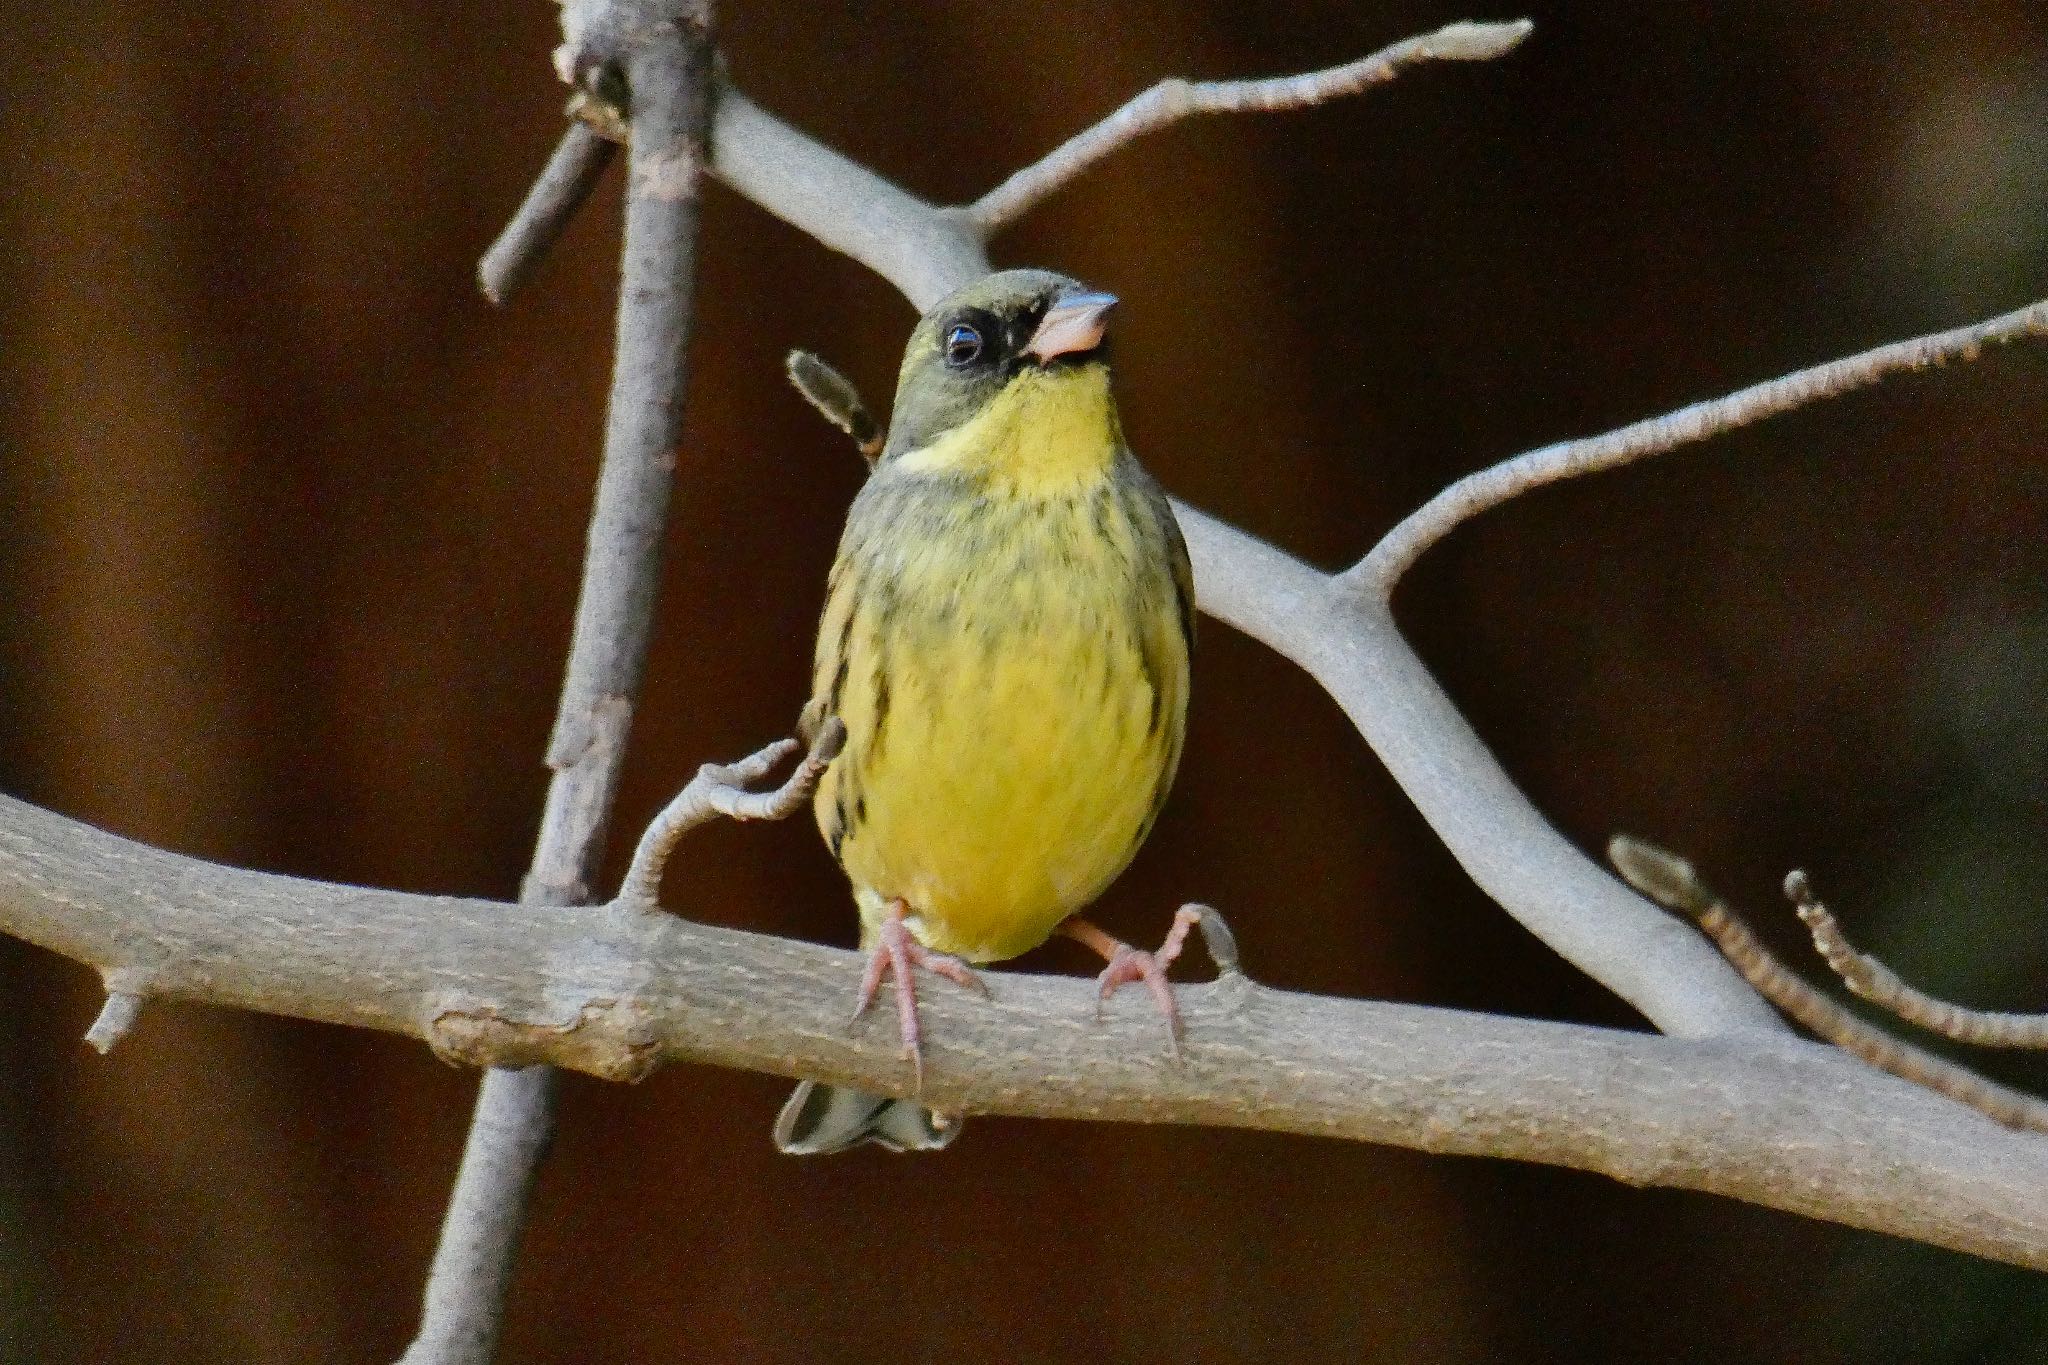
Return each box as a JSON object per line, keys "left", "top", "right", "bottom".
{"left": 398, "top": 6, "right": 715, "bottom": 1364}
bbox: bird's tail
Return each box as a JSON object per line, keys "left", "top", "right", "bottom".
{"left": 772, "top": 1082, "right": 962, "bottom": 1155}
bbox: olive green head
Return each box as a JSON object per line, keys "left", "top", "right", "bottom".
{"left": 882, "top": 269, "right": 1120, "bottom": 462}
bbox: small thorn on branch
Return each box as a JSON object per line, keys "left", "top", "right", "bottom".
{"left": 613, "top": 720, "right": 846, "bottom": 909}
{"left": 786, "top": 350, "right": 884, "bottom": 464}
{"left": 85, "top": 982, "right": 145, "bottom": 1054}
{"left": 1184, "top": 902, "right": 1245, "bottom": 978}
{"left": 1788, "top": 869, "right": 2048, "bottom": 1049}
{"left": 1611, "top": 835, "right": 2048, "bottom": 1133}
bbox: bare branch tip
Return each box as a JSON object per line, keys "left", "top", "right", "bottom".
{"left": 85, "top": 989, "right": 144, "bottom": 1054}
{"left": 1431, "top": 18, "right": 1537, "bottom": 60}
{"left": 786, "top": 350, "right": 883, "bottom": 462}
{"left": 1608, "top": 835, "right": 1716, "bottom": 918}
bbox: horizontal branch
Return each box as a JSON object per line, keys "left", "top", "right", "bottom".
{"left": 1346, "top": 296, "right": 2048, "bottom": 596}
{"left": 3, "top": 792, "right": 2045, "bottom": 1268}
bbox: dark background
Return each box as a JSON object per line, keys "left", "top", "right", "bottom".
{"left": 2, "top": 1, "right": 2046, "bottom": 1361}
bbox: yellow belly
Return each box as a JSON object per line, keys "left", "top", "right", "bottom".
{"left": 811, "top": 467, "right": 1189, "bottom": 963}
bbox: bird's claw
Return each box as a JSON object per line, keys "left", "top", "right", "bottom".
{"left": 1078, "top": 905, "right": 1201, "bottom": 1055}
{"left": 848, "top": 900, "right": 986, "bottom": 1091}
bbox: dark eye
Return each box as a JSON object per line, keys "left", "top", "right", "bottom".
{"left": 943, "top": 323, "right": 984, "bottom": 368}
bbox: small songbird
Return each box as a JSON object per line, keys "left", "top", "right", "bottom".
{"left": 774, "top": 269, "right": 1196, "bottom": 1154}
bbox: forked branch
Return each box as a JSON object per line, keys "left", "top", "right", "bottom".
{"left": 1611, "top": 838, "right": 2048, "bottom": 1134}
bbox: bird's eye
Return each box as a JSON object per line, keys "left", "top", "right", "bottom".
{"left": 943, "top": 323, "right": 984, "bottom": 368}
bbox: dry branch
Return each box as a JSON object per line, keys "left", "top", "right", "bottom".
{"left": 1789, "top": 870, "right": 2048, "bottom": 1048}
{"left": 1612, "top": 838, "right": 2048, "bottom": 1134}
{"left": 476, "top": 122, "right": 618, "bottom": 305}
{"left": 615, "top": 722, "right": 844, "bottom": 907}
{"left": 5, "top": 792, "right": 2048, "bottom": 1270}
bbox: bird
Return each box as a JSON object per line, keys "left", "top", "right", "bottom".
{"left": 773, "top": 268, "right": 1197, "bottom": 1155}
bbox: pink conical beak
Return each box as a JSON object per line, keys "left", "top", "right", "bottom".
{"left": 1025, "top": 290, "right": 1118, "bottom": 363}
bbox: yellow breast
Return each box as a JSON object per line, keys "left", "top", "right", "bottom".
{"left": 810, "top": 367, "right": 1190, "bottom": 962}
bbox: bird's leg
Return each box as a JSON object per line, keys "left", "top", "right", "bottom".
{"left": 850, "top": 897, "right": 988, "bottom": 1088}
{"left": 1058, "top": 905, "right": 1201, "bottom": 1053}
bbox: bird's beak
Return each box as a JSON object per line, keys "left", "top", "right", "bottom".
{"left": 1025, "top": 290, "right": 1118, "bottom": 363}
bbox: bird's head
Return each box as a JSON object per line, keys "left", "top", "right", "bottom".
{"left": 881, "top": 269, "right": 1121, "bottom": 474}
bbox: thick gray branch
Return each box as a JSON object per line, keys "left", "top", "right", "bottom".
{"left": 3, "top": 793, "right": 2044, "bottom": 1270}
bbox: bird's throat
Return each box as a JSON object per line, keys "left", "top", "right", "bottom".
{"left": 894, "top": 363, "right": 1119, "bottom": 496}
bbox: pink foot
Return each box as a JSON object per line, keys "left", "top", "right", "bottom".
{"left": 850, "top": 899, "right": 988, "bottom": 1088}
{"left": 1060, "top": 906, "right": 1200, "bottom": 1053}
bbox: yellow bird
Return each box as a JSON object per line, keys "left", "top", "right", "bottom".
{"left": 774, "top": 270, "right": 1196, "bottom": 1154}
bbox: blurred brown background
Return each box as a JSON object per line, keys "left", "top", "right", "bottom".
{"left": 2, "top": 1, "right": 2046, "bottom": 1361}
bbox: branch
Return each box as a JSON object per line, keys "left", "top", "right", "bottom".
{"left": 1346, "top": 297, "right": 2048, "bottom": 597}
{"left": 403, "top": 7, "right": 715, "bottom": 1364}
{"left": 709, "top": 81, "right": 989, "bottom": 312}
{"left": 1611, "top": 838, "right": 2048, "bottom": 1133}
{"left": 614, "top": 721, "right": 843, "bottom": 907}
{"left": 700, "top": 59, "right": 1792, "bottom": 1036}
{"left": 965, "top": 19, "right": 1535, "bottom": 232}
{"left": 4, "top": 793, "right": 2048, "bottom": 1270}
{"left": 1789, "top": 870, "right": 2048, "bottom": 1048}
{"left": 6, "top": 11, "right": 2045, "bottom": 1319}
{"left": 476, "top": 122, "right": 618, "bottom": 305}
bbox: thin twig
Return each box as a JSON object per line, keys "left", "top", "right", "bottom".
{"left": 477, "top": 122, "right": 619, "bottom": 305}
{"left": 614, "top": 721, "right": 844, "bottom": 908}
{"left": 966, "top": 19, "right": 1534, "bottom": 232}
{"left": 1348, "top": 298, "right": 2048, "bottom": 597}
{"left": 401, "top": 7, "right": 716, "bottom": 1365}
{"left": 1788, "top": 870, "right": 2048, "bottom": 1048}
{"left": 785, "top": 351, "right": 884, "bottom": 463}
{"left": 1611, "top": 837, "right": 2048, "bottom": 1134}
